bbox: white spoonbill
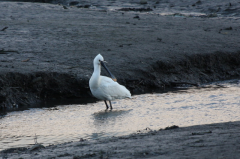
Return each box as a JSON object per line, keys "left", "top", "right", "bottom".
{"left": 89, "top": 54, "right": 131, "bottom": 109}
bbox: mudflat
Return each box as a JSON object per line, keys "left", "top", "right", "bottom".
{"left": 0, "top": 1, "right": 240, "bottom": 109}
{"left": 0, "top": 1, "right": 240, "bottom": 158}
{"left": 3, "top": 121, "right": 240, "bottom": 158}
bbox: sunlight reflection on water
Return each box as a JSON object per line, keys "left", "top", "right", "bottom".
{"left": 0, "top": 80, "right": 240, "bottom": 151}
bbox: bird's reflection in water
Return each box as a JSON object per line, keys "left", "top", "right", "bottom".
{"left": 93, "top": 109, "right": 131, "bottom": 121}
{"left": 91, "top": 109, "right": 132, "bottom": 139}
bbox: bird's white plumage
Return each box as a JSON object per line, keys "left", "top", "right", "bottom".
{"left": 89, "top": 54, "right": 131, "bottom": 104}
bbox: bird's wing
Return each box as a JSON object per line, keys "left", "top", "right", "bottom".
{"left": 100, "top": 76, "right": 131, "bottom": 100}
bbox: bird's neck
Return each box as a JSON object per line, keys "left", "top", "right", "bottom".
{"left": 94, "top": 64, "right": 101, "bottom": 74}
{"left": 90, "top": 65, "right": 101, "bottom": 88}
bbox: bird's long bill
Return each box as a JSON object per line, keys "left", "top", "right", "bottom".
{"left": 101, "top": 61, "right": 117, "bottom": 82}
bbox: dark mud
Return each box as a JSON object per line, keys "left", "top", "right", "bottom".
{"left": 5, "top": 0, "right": 240, "bottom": 17}
{"left": 0, "top": 1, "right": 240, "bottom": 110}
{"left": 1, "top": 1, "right": 240, "bottom": 158}
{"left": 3, "top": 121, "right": 240, "bottom": 158}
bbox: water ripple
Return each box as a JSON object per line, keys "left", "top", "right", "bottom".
{"left": 0, "top": 80, "right": 240, "bottom": 151}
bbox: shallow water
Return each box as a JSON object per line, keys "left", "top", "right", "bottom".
{"left": 1, "top": 80, "right": 240, "bottom": 151}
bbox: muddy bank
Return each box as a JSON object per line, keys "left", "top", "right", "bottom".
{"left": 4, "top": 0, "right": 240, "bottom": 17}
{"left": 0, "top": 72, "right": 90, "bottom": 109}
{"left": 2, "top": 121, "right": 240, "bottom": 158}
{"left": 0, "top": 2, "right": 240, "bottom": 109}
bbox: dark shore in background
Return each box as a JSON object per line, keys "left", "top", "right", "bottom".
{"left": 0, "top": 0, "right": 240, "bottom": 158}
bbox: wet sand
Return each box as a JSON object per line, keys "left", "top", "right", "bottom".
{"left": 0, "top": 1, "right": 240, "bottom": 158}
{"left": 2, "top": 121, "right": 240, "bottom": 158}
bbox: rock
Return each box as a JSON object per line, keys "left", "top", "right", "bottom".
{"left": 164, "top": 125, "right": 179, "bottom": 130}
{"left": 207, "top": 13, "right": 218, "bottom": 17}
{"left": 69, "top": 1, "right": 79, "bottom": 6}
{"left": 224, "top": 26, "right": 233, "bottom": 30}
{"left": 29, "top": 144, "right": 45, "bottom": 152}
{"left": 133, "top": 15, "right": 140, "bottom": 19}
{"left": 140, "top": 0, "right": 147, "bottom": 4}
{"left": 192, "top": 131, "right": 212, "bottom": 135}
{"left": 118, "top": 7, "right": 152, "bottom": 12}
{"left": 1, "top": 27, "right": 8, "bottom": 31}
{"left": 77, "top": 4, "right": 91, "bottom": 8}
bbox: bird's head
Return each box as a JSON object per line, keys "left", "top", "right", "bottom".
{"left": 93, "top": 54, "right": 117, "bottom": 82}
{"left": 94, "top": 54, "right": 104, "bottom": 66}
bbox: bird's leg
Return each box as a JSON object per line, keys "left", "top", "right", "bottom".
{"left": 104, "top": 100, "right": 109, "bottom": 109}
{"left": 109, "top": 101, "right": 113, "bottom": 110}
